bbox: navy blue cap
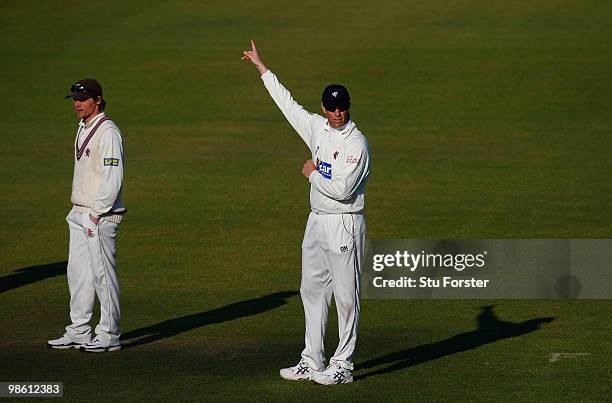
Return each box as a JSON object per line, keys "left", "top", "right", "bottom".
{"left": 322, "top": 84, "right": 350, "bottom": 111}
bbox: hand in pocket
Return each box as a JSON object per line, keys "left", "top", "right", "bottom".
{"left": 81, "top": 213, "right": 97, "bottom": 238}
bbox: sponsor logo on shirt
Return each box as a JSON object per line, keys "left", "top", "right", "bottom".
{"left": 104, "top": 158, "right": 120, "bottom": 167}
{"left": 317, "top": 161, "right": 332, "bottom": 179}
{"left": 346, "top": 155, "right": 359, "bottom": 164}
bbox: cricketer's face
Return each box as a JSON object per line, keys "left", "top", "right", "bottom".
{"left": 322, "top": 105, "right": 350, "bottom": 129}
{"left": 73, "top": 96, "right": 101, "bottom": 122}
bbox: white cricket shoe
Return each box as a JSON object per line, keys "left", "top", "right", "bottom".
{"left": 80, "top": 336, "right": 121, "bottom": 353}
{"left": 47, "top": 335, "right": 88, "bottom": 350}
{"left": 312, "top": 362, "right": 353, "bottom": 385}
{"left": 279, "top": 359, "right": 316, "bottom": 381}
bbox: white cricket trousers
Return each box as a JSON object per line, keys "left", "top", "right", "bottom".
{"left": 300, "top": 211, "right": 366, "bottom": 371}
{"left": 64, "top": 210, "right": 121, "bottom": 344}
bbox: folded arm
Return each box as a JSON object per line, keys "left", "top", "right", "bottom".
{"left": 308, "top": 142, "right": 369, "bottom": 201}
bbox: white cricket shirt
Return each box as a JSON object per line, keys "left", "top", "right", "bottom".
{"left": 261, "top": 70, "right": 370, "bottom": 214}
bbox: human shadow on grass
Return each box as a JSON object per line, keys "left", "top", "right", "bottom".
{"left": 356, "top": 305, "right": 554, "bottom": 380}
{"left": 0, "top": 261, "right": 67, "bottom": 294}
{"left": 121, "top": 290, "right": 299, "bottom": 349}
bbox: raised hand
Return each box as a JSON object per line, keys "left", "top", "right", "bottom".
{"left": 242, "top": 40, "right": 268, "bottom": 75}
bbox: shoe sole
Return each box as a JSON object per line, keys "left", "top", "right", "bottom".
{"left": 80, "top": 345, "right": 122, "bottom": 353}
{"left": 279, "top": 374, "right": 312, "bottom": 381}
{"left": 47, "top": 343, "right": 85, "bottom": 350}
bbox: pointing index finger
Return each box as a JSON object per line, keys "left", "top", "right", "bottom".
{"left": 251, "top": 39, "right": 257, "bottom": 52}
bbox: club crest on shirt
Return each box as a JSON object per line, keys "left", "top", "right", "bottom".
{"left": 85, "top": 148, "right": 91, "bottom": 157}
{"left": 317, "top": 161, "right": 332, "bottom": 179}
{"left": 87, "top": 228, "right": 95, "bottom": 238}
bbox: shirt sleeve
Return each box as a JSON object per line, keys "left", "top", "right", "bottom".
{"left": 308, "top": 140, "right": 370, "bottom": 201}
{"left": 261, "top": 70, "right": 323, "bottom": 149}
{"left": 91, "top": 128, "right": 124, "bottom": 217}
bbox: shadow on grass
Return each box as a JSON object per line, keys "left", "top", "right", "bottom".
{"left": 356, "top": 305, "right": 554, "bottom": 380}
{"left": 0, "top": 261, "right": 67, "bottom": 294}
{"left": 121, "top": 290, "right": 299, "bottom": 349}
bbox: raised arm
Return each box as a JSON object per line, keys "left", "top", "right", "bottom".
{"left": 242, "top": 40, "right": 322, "bottom": 148}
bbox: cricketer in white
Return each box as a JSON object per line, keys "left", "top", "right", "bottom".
{"left": 243, "top": 41, "right": 371, "bottom": 384}
{"left": 48, "top": 79, "right": 126, "bottom": 353}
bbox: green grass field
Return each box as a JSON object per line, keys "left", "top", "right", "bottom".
{"left": 1, "top": 0, "right": 611, "bottom": 401}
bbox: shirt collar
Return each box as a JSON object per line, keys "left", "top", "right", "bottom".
{"left": 80, "top": 112, "right": 106, "bottom": 129}
{"left": 325, "top": 119, "right": 354, "bottom": 139}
